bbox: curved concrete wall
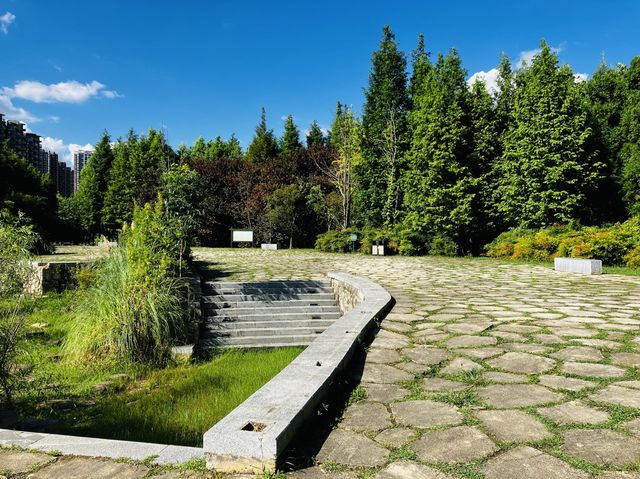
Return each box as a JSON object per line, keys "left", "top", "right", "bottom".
{"left": 203, "top": 271, "right": 393, "bottom": 473}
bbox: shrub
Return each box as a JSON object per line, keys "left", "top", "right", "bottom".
{"left": 626, "top": 245, "right": 640, "bottom": 268}
{"left": 315, "top": 229, "right": 357, "bottom": 253}
{"left": 0, "top": 211, "right": 41, "bottom": 405}
{"left": 485, "top": 216, "right": 640, "bottom": 267}
{"left": 428, "top": 235, "right": 458, "bottom": 257}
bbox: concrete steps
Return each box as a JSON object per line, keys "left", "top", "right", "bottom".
{"left": 197, "top": 280, "right": 341, "bottom": 350}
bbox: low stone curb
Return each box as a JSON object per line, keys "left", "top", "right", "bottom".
{"left": 0, "top": 429, "right": 203, "bottom": 464}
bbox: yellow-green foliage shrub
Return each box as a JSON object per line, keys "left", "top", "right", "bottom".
{"left": 485, "top": 217, "right": 640, "bottom": 267}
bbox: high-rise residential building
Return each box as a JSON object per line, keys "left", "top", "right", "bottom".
{"left": 73, "top": 149, "right": 92, "bottom": 192}
{"left": 25, "top": 132, "right": 42, "bottom": 171}
{"left": 0, "top": 117, "right": 43, "bottom": 172}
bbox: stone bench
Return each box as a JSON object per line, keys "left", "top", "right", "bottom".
{"left": 554, "top": 257, "right": 602, "bottom": 275}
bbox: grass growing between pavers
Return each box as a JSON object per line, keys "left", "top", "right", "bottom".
{"left": 5, "top": 291, "right": 302, "bottom": 447}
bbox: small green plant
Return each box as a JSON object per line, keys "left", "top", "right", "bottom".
{"left": 348, "top": 385, "right": 367, "bottom": 404}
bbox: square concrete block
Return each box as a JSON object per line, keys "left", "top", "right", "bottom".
{"left": 554, "top": 257, "right": 602, "bottom": 275}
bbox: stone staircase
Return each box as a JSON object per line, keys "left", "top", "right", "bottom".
{"left": 197, "top": 280, "right": 342, "bottom": 349}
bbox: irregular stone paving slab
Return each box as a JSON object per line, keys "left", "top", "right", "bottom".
{"left": 411, "top": 426, "right": 498, "bottom": 463}
{"left": 496, "top": 324, "right": 541, "bottom": 333}
{"left": 402, "top": 346, "right": 448, "bottom": 365}
{"left": 366, "top": 348, "right": 401, "bottom": 364}
{"left": 413, "top": 331, "right": 449, "bottom": 343}
{"left": 500, "top": 343, "right": 551, "bottom": 354}
{"left": 422, "top": 377, "right": 466, "bottom": 391}
{"left": 316, "top": 428, "right": 388, "bottom": 467}
{"left": 454, "top": 347, "right": 503, "bottom": 359}
{"left": 371, "top": 330, "right": 410, "bottom": 349}
{"left": 477, "top": 384, "right": 562, "bottom": 408}
{"left": 575, "top": 338, "right": 621, "bottom": 349}
{"left": 550, "top": 346, "right": 604, "bottom": 362}
{"left": 482, "top": 446, "right": 589, "bottom": 479}
{"left": 386, "top": 313, "right": 423, "bottom": 323}
{"left": 373, "top": 461, "right": 455, "bottom": 479}
{"left": 537, "top": 400, "right": 610, "bottom": 425}
{"left": 552, "top": 327, "right": 599, "bottom": 338}
{"left": 618, "top": 380, "right": 640, "bottom": 390}
{"left": 443, "top": 321, "right": 493, "bottom": 334}
{"left": 487, "top": 351, "right": 556, "bottom": 374}
{"left": 361, "top": 383, "right": 408, "bottom": 402}
{"left": 475, "top": 409, "right": 551, "bottom": 442}
{"left": 391, "top": 400, "right": 463, "bottom": 428}
{"left": 289, "top": 467, "right": 357, "bottom": 478}
{"left": 415, "top": 322, "right": 445, "bottom": 330}
{"left": 396, "top": 362, "right": 431, "bottom": 374}
{"left": 599, "top": 472, "right": 640, "bottom": 479}
{"left": 0, "top": 449, "right": 52, "bottom": 474}
{"left": 611, "top": 352, "right": 640, "bottom": 368}
{"left": 562, "top": 361, "right": 626, "bottom": 378}
{"left": 538, "top": 374, "right": 595, "bottom": 391}
{"left": 562, "top": 429, "right": 640, "bottom": 466}
{"left": 446, "top": 335, "right": 497, "bottom": 348}
{"left": 440, "top": 357, "right": 483, "bottom": 374}
{"left": 342, "top": 402, "right": 391, "bottom": 432}
{"left": 490, "top": 331, "right": 526, "bottom": 342}
{"left": 590, "top": 385, "right": 640, "bottom": 408}
{"left": 624, "top": 418, "right": 640, "bottom": 436}
{"left": 374, "top": 428, "right": 415, "bottom": 448}
{"left": 533, "top": 333, "right": 566, "bottom": 344}
{"left": 483, "top": 371, "right": 528, "bottom": 383}
{"left": 358, "top": 363, "right": 412, "bottom": 384}
{"left": 381, "top": 321, "right": 414, "bottom": 334}
{"left": 26, "top": 457, "right": 148, "bottom": 479}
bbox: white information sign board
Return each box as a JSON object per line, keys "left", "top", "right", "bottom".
{"left": 232, "top": 230, "right": 254, "bottom": 243}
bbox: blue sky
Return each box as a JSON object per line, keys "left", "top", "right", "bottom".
{"left": 1, "top": 0, "right": 639, "bottom": 164}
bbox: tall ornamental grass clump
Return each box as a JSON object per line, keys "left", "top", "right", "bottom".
{"left": 65, "top": 165, "right": 202, "bottom": 365}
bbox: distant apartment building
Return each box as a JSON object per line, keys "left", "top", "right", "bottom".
{"left": 0, "top": 115, "right": 44, "bottom": 172}
{"left": 1, "top": 112, "right": 81, "bottom": 197}
{"left": 73, "top": 149, "right": 92, "bottom": 192}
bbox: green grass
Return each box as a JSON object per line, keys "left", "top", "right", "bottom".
{"left": 6, "top": 291, "right": 302, "bottom": 447}
{"left": 60, "top": 348, "right": 302, "bottom": 446}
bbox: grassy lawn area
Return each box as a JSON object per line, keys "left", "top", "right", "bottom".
{"left": 7, "top": 292, "right": 301, "bottom": 447}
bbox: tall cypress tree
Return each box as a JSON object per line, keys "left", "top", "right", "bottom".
{"left": 621, "top": 56, "right": 640, "bottom": 215}
{"left": 102, "top": 129, "right": 175, "bottom": 234}
{"left": 74, "top": 131, "right": 114, "bottom": 236}
{"left": 402, "top": 50, "right": 475, "bottom": 252}
{"left": 246, "top": 107, "right": 278, "bottom": 163}
{"left": 468, "top": 79, "right": 500, "bottom": 249}
{"left": 357, "top": 25, "right": 409, "bottom": 227}
{"left": 280, "top": 115, "right": 302, "bottom": 156}
{"left": 306, "top": 121, "right": 325, "bottom": 148}
{"left": 494, "top": 41, "right": 603, "bottom": 228}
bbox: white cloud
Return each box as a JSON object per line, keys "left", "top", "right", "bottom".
{"left": 0, "top": 12, "right": 15, "bottom": 34}
{"left": 41, "top": 136, "right": 94, "bottom": 166}
{"left": 0, "top": 94, "right": 38, "bottom": 122}
{"left": 467, "top": 68, "right": 500, "bottom": 95}
{"left": 517, "top": 45, "right": 563, "bottom": 68}
{"left": 574, "top": 72, "right": 588, "bottom": 83}
{"left": 3, "top": 80, "right": 120, "bottom": 103}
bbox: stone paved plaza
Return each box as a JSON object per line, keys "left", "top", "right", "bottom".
{"left": 3, "top": 248, "right": 640, "bottom": 478}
